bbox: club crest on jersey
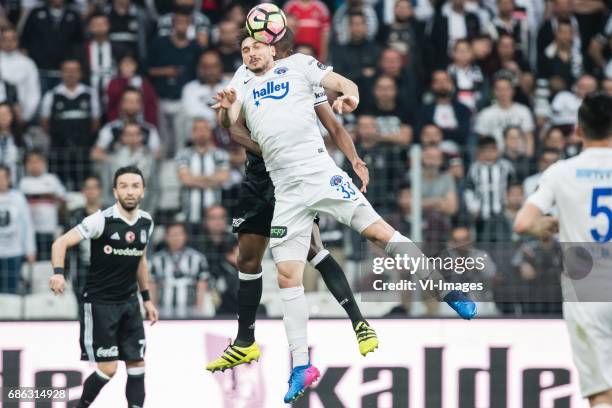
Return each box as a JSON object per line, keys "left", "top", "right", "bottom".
{"left": 330, "top": 175, "right": 343, "bottom": 186}
{"left": 140, "top": 230, "right": 148, "bottom": 244}
{"left": 125, "top": 231, "right": 136, "bottom": 243}
{"left": 252, "top": 81, "right": 289, "bottom": 106}
{"left": 274, "top": 66, "right": 288, "bottom": 76}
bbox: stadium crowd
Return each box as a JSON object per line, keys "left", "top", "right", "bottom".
{"left": 0, "top": 0, "right": 610, "bottom": 318}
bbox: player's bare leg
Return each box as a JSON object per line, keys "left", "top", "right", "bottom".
{"left": 589, "top": 389, "right": 612, "bottom": 407}
{"left": 307, "top": 223, "right": 378, "bottom": 355}
{"left": 77, "top": 361, "right": 117, "bottom": 408}
{"left": 125, "top": 360, "right": 145, "bottom": 408}
{"left": 206, "top": 233, "right": 266, "bottom": 372}
{"left": 277, "top": 260, "right": 320, "bottom": 403}
{"left": 359, "top": 216, "right": 477, "bottom": 320}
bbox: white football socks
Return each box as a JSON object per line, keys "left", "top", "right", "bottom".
{"left": 280, "top": 286, "right": 309, "bottom": 368}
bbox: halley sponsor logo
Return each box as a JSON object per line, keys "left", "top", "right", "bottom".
{"left": 270, "top": 226, "right": 287, "bottom": 238}
{"left": 104, "top": 246, "right": 145, "bottom": 257}
{"left": 125, "top": 231, "right": 136, "bottom": 243}
{"left": 96, "top": 346, "right": 119, "bottom": 358}
{"left": 252, "top": 81, "right": 289, "bottom": 106}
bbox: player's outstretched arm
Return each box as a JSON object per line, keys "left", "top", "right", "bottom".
{"left": 315, "top": 102, "right": 369, "bottom": 192}
{"left": 320, "top": 72, "right": 359, "bottom": 114}
{"left": 513, "top": 203, "right": 559, "bottom": 238}
{"left": 49, "top": 228, "right": 84, "bottom": 295}
{"left": 137, "top": 254, "right": 158, "bottom": 325}
{"left": 230, "top": 110, "right": 262, "bottom": 156}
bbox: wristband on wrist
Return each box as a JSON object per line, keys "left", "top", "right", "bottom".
{"left": 140, "top": 289, "right": 151, "bottom": 302}
{"left": 54, "top": 267, "right": 66, "bottom": 277}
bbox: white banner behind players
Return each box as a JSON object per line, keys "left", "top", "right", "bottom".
{"left": 0, "top": 320, "right": 587, "bottom": 407}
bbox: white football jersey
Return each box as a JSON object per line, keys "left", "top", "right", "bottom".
{"left": 527, "top": 147, "right": 612, "bottom": 300}
{"left": 228, "top": 53, "right": 333, "bottom": 173}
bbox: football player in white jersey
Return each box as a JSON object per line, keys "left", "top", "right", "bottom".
{"left": 514, "top": 92, "right": 612, "bottom": 408}
{"left": 216, "top": 30, "right": 476, "bottom": 403}
{"left": 206, "top": 29, "right": 380, "bottom": 375}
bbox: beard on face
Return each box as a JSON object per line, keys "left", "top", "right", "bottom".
{"left": 249, "top": 59, "right": 270, "bottom": 74}
{"left": 118, "top": 195, "right": 141, "bottom": 211}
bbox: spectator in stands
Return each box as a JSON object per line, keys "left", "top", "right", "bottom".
{"left": 377, "top": 0, "right": 424, "bottom": 73}
{"left": 0, "top": 104, "right": 20, "bottom": 185}
{"left": 92, "top": 87, "right": 161, "bottom": 162}
{"left": 465, "top": 136, "right": 516, "bottom": 242}
{"left": 490, "top": 34, "right": 530, "bottom": 86}
{"left": 221, "top": 144, "right": 245, "bottom": 214}
{"left": 19, "top": 150, "right": 65, "bottom": 260}
{"left": 150, "top": 222, "right": 210, "bottom": 318}
{"left": 176, "top": 118, "right": 230, "bottom": 227}
{"left": 157, "top": 0, "right": 210, "bottom": 48}
{"left": 538, "top": 19, "right": 583, "bottom": 89}
{"left": 502, "top": 126, "right": 533, "bottom": 182}
{"left": 588, "top": 14, "right": 611, "bottom": 78}
{"left": 103, "top": 0, "right": 151, "bottom": 62}
{"left": 346, "top": 114, "right": 402, "bottom": 213}
{"left": 0, "top": 165, "right": 35, "bottom": 294}
{"left": 41, "top": 59, "right": 100, "bottom": 189}
{"left": 419, "top": 70, "right": 472, "bottom": 148}
{"left": 148, "top": 10, "right": 201, "bottom": 157}
{"left": 420, "top": 145, "right": 458, "bottom": 242}
{"left": 284, "top": 0, "right": 330, "bottom": 61}
{"left": 361, "top": 75, "right": 412, "bottom": 145}
{"left": 20, "top": 0, "right": 83, "bottom": 93}
{"left": 389, "top": 182, "right": 412, "bottom": 236}
{"left": 80, "top": 13, "right": 117, "bottom": 111}
{"left": 333, "top": 0, "right": 378, "bottom": 46}
{"left": 375, "top": 48, "right": 418, "bottom": 110}
{"left": 492, "top": 0, "right": 530, "bottom": 59}
{"left": 522, "top": 148, "right": 561, "bottom": 198}
{"left": 536, "top": 0, "right": 581, "bottom": 67}
{"left": 447, "top": 39, "right": 487, "bottom": 111}
{"left": 0, "top": 27, "right": 40, "bottom": 124}
{"left": 512, "top": 234, "right": 563, "bottom": 314}
{"left": 181, "top": 50, "right": 228, "bottom": 126}
{"left": 475, "top": 74, "right": 534, "bottom": 155}
{"left": 213, "top": 19, "right": 242, "bottom": 75}
{"left": 106, "top": 54, "right": 158, "bottom": 125}
{"left": 542, "top": 126, "right": 567, "bottom": 154}
{"left": 210, "top": 238, "right": 239, "bottom": 315}
{"left": 550, "top": 73, "right": 597, "bottom": 129}
{"left": 66, "top": 175, "right": 102, "bottom": 297}
{"left": 419, "top": 123, "right": 462, "bottom": 165}
{"left": 106, "top": 121, "right": 157, "bottom": 212}
{"left": 194, "top": 204, "right": 235, "bottom": 277}
{"left": 603, "top": 77, "right": 612, "bottom": 96}
{"left": 440, "top": 225, "right": 497, "bottom": 298}
{"left": 504, "top": 183, "right": 524, "bottom": 242}
{"left": 425, "top": 0, "right": 481, "bottom": 70}
{"left": 330, "top": 12, "right": 379, "bottom": 82}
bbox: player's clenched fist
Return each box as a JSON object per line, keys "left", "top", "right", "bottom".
{"left": 215, "top": 88, "right": 237, "bottom": 109}
{"left": 49, "top": 274, "right": 66, "bottom": 295}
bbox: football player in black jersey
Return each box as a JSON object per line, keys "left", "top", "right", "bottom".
{"left": 49, "top": 166, "right": 158, "bottom": 408}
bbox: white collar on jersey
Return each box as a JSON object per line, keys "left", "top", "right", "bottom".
{"left": 112, "top": 204, "right": 140, "bottom": 226}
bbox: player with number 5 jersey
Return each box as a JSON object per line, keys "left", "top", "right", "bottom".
{"left": 515, "top": 93, "right": 612, "bottom": 408}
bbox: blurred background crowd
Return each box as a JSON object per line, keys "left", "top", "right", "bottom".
{"left": 0, "top": 0, "right": 610, "bottom": 319}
